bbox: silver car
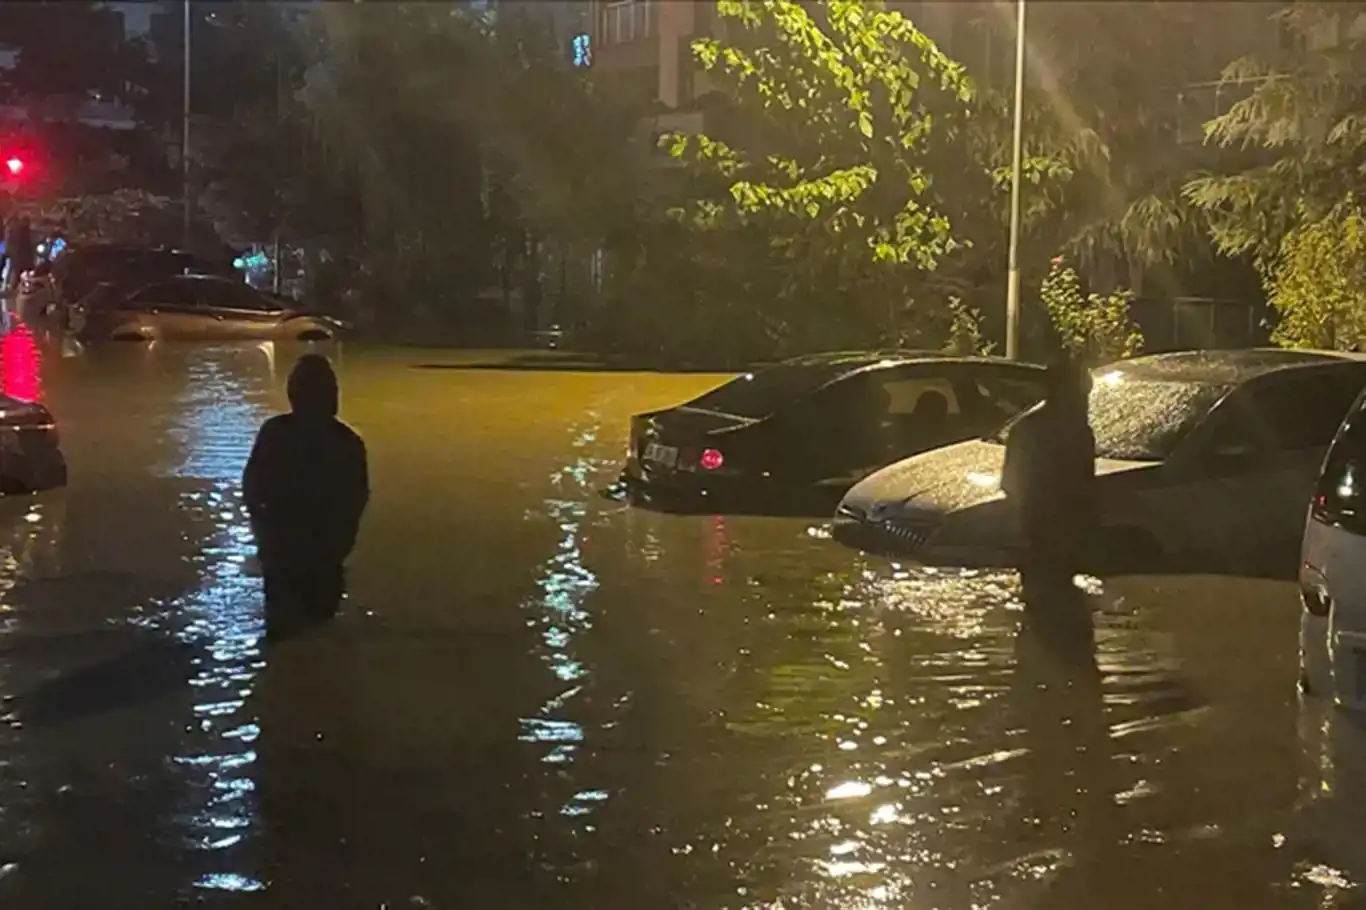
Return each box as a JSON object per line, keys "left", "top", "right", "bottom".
{"left": 833, "top": 349, "right": 1366, "bottom": 573}
{"left": 71, "top": 275, "right": 345, "bottom": 343}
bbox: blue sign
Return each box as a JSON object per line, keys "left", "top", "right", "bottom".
{"left": 572, "top": 33, "right": 592, "bottom": 68}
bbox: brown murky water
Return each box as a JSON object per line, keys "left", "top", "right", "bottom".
{"left": 0, "top": 337, "right": 1354, "bottom": 908}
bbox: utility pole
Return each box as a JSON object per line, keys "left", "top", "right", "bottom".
{"left": 1005, "top": 0, "right": 1026, "bottom": 360}
{"left": 182, "top": 0, "right": 192, "bottom": 250}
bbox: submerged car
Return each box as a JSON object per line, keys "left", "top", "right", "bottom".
{"left": 834, "top": 349, "right": 1366, "bottom": 571}
{"left": 622, "top": 352, "right": 1047, "bottom": 509}
{"left": 70, "top": 275, "right": 345, "bottom": 343}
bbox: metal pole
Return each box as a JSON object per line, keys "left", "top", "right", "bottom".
{"left": 182, "top": 0, "right": 192, "bottom": 250}
{"left": 1004, "top": 0, "right": 1026, "bottom": 360}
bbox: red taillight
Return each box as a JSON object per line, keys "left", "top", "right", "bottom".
{"left": 700, "top": 448, "right": 724, "bottom": 471}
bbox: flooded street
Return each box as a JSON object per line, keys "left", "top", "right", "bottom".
{"left": 0, "top": 338, "right": 1355, "bottom": 908}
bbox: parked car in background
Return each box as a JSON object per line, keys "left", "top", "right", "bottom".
{"left": 834, "top": 349, "right": 1366, "bottom": 572}
{"left": 1299, "top": 385, "right": 1366, "bottom": 705}
{"left": 70, "top": 275, "right": 345, "bottom": 343}
{"left": 622, "top": 352, "right": 1047, "bottom": 510}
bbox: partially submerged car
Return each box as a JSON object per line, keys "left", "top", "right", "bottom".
{"left": 71, "top": 275, "right": 345, "bottom": 343}
{"left": 834, "top": 349, "right": 1366, "bottom": 572}
{"left": 622, "top": 351, "right": 1046, "bottom": 511}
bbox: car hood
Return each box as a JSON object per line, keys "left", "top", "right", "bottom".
{"left": 839, "top": 439, "right": 1155, "bottom": 519}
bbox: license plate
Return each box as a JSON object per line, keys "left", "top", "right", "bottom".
{"left": 643, "top": 442, "right": 678, "bottom": 469}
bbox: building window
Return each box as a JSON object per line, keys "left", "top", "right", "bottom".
{"left": 600, "top": 0, "right": 656, "bottom": 46}
{"left": 572, "top": 33, "right": 593, "bottom": 67}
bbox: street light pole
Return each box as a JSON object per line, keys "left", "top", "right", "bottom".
{"left": 182, "top": 0, "right": 192, "bottom": 250}
{"left": 1005, "top": 0, "right": 1026, "bottom": 360}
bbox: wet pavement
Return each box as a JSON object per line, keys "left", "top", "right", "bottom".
{"left": 0, "top": 332, "right": 1357, "bottom": 908}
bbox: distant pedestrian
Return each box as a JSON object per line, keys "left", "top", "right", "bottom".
{"left": 243, "top": 354, "right": 369, "bottom": 640}
{"left": 3, "top": 215, "right": 32, "bottom": 294}
{"left": 1000, "top": 356, "right": 1096, "bottom": 594}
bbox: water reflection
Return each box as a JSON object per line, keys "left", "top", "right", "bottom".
{"left": 146, "top": 345, "right": 276, "bottom": 894}
{"left": 519, "top": 415, "right": 603, "bottom": 820}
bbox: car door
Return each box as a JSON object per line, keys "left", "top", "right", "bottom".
{"left": 196, "top": 279, "right": 284, "bottom": 340}
{"left": 1167, "top": 367, "right": 1366, "bottom": 560}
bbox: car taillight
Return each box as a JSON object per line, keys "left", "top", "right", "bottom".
{"left": 700, "top": 448, "right": 725, "bottom": 471}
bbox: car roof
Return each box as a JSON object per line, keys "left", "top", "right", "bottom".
{"left": 1101, "top": 348, "right": 1366, "bottom": 385}
{"left": 778, "top": 350, "right": 1046, "bottom": 371}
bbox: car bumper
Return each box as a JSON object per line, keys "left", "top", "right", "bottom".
{"left": 831, "top": 502, "right": 1023, "bottom": 567}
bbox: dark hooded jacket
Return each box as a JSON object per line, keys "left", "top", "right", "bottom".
{"left": 243, "top": 355, "right": 369, "bottom": 568}
{"left": 1001, "top": 360, "right": 1096, "bottom": 564}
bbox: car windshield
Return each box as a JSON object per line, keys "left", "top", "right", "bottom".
{"left": 989, "top": 374, "right": 1231, "bottom": 461}
{"left": 683, "top": 362, "right": 858, "bottom": 419}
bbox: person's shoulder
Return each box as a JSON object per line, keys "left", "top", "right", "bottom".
{"left": 257, "top": 412, "right": 293, "bottom": 437}
{"left": 332, "top": 418, "right": 366, "bottom": 449}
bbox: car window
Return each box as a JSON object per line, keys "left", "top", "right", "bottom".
{"left": 197, "top": 279, "right": 280, "bottom": 312}
{"left": 127, "top": 280, "right": 199, "bottom": 308}
{"left": 1208, "top": 370, "right": 1366, "bottom": 453}
{"left": 1314, "top": 392, "right": 1366, "bottom": 534}
{"left": 880, "top": 377, "right": 961, "bottom": 415}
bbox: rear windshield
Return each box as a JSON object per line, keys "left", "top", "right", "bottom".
{"left": 991, "top": 374, "right": 1230, "bottom": 461}
{"left": 684, "top": 362, "right": 857, "bottom": 419}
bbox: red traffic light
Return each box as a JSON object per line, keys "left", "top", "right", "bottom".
{"left": 5, "top": 158, "right": 22, "bottom": 176}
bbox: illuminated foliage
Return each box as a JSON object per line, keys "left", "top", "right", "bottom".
{"left": 1266, "top": 203, "right": 1366, "bottom": 350}
{"left": 1039, "top": 257, "right": 1142, "bottom": 366}
{"left": 669, "top": 0, "right": 971, "bottom": 268}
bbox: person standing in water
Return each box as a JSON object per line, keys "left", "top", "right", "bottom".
{"left": 244, "top": 354, "right": 369, "bottom": 640}
{"left": 1001, "top": 356, "right": 1096, "bottom": 595}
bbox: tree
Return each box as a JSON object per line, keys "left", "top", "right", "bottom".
{"left": 659, "top": 0, "right": 979, "bottom": 354}
{"left": 0, "top": 1, "right": 143, "bottom": 105}
{"left": 1265, "top": 203, "right": 1366, "bottom": 349}
{"left": 1184, "top": 2, "right": 1366, "bottom": 346}
{"left": 1185, "top": 3, "right": 1366, "bottom": 266}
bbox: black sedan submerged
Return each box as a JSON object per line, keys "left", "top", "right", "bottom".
{"left": 621, "top": 352, "right": 1047, "bottom": 511}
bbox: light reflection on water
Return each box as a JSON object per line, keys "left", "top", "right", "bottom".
{"left": 144, "top": 347, "right": 274, "bottom": 895}
{"left": 519, "top": 415, "right": 613, "bottom": 823}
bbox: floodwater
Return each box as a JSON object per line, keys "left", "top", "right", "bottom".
{"left": 0, "top": 332, "right": 1356, "bottom": 908}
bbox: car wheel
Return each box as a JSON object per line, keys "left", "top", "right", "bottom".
{"left": 1095, "top": 525, "right": 1164, "bottom": 574}
{"left": 297, "top": 329, "right": 331, "bottom": 342}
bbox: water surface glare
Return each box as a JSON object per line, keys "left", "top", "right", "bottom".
{"left": 0, "top": 341, "right": 1350, "bottom": 907}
